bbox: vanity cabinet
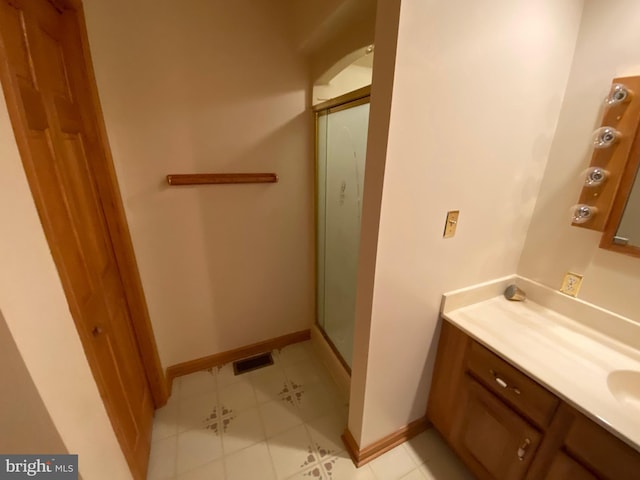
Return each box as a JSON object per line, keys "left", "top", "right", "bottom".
{"left": 452, "top": 376, "right": 542, "bottom": 479}
{"left": 427, "top": 320, "right": 640, "bottom": 480}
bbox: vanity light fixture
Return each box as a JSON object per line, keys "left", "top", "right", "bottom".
{"left": 592, "top": 126, "right": 621, "bottom": 149}
{"left": 572, "top": 75, "right": 640, "bottom": 233}
{"left": 584, "top": 167, "right": 609, "bottom": 187}
{"left": 572, "top": 204, "right": 597, "bottom": 224}
{"left": 606, "top": 83, "right": 632, "bottom": 106}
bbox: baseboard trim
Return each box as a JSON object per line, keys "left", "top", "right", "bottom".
{"left": 312, "top": 323, "right": 352, "bottom": 375}
{"left": 342, "top": 416, "right": 430, "bottom": 467}
{"left": 165, "top": 329, "right": 311, "bottom": 394}
{"left": 310, "top": 324, "right": 350, "bottom": 403}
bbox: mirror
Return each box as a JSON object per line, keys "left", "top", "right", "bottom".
{"left": 601, "top": 128, "right": 640, "bottom": 257}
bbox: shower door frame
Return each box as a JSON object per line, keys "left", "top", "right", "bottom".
{"left": 313, "top": 85, "right": 371, "bottom": 374}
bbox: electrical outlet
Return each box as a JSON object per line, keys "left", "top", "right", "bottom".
{"left": 443, "top": 210, "right": 459, "bottom": 238}
{"left": 560, "top": 272, "right": 583, "bottom": 297}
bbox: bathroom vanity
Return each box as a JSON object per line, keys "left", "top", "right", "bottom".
{"left": 428, "top": 278, "right": 640, "bottom": 480}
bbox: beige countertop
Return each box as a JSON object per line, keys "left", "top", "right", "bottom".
{"left": 440, "top": 275, "right": 640, "bottom": 451}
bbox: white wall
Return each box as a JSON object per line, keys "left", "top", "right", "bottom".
{"left": 313, "top": 64, "right": 373, "bottom": 104}
{"left": 285, "top": 0, "right": 351, "bottom": 52}
{"left": 308, "top": 3, "right": 376, "bottom": 83}
{"left": 0, "top": 93, "right": 131, "bottom": 479}
{"left": 519, "top": 0, "right": 640, "bottom": 321}
{"left": 349, "top": 0, "right": 583, "bottom": 447}
{"left": 0, "top": 311, "right": 67, "bottom": 454}
{"left": 83, "top": 0, "right": 313, "bottom": 368}
{"left": 284, "top": 0, "right": 376, "bottom": 84}
{"left": 347, "top": 0, "right": 402, "bottom": 446}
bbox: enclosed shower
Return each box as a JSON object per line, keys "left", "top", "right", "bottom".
{"left": 315, "top": 89, "right": 370, "bottom": 368}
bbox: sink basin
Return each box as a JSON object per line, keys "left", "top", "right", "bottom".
{"left": 607, "top": 370, "right": 640, "bottom": 410}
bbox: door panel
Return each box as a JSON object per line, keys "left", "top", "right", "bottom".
{"left": 316, "top": 99, "right": 370, "bottom": 368}
{"left": 0, "top": 0, "right": 153, "bottom": 478}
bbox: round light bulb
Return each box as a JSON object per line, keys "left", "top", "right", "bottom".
{"left": 584, "top": 167, "right": 609, "bottom": 187}
{"left": 605, "top": 83, "right": 632, "bottom": 106}
{"left": 592, "top": 126, "right": 621, "bottom": 149}
{"left": 572, "top": 204, "right": 597, "bottom": 224}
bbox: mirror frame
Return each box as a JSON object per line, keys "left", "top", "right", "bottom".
{"left": 600, "top": 122, "right": 640, "bottom": 258}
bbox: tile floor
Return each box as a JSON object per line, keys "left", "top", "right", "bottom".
{"left": 147, "top": 341, "right": 473, "bottom": 480}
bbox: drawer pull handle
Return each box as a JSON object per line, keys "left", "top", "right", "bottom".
{"left": 517, "top": 438, "right": 531, "bottom": 461}
{"left": 489, "top": 369, "right": 520, "bottom": 395}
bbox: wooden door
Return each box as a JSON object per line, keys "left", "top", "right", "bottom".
{"left": 451, "top": 377, "right": 541, "bottom": 480}
{"left": 0, "top": 0, "right": 153, "bottom": 478}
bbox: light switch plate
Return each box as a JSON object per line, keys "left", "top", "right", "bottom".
{"left": 560, "top": 272, "right": 583, "bottom": 297}
{"left": 443, "top": 210, "right": 459, "bottom": 238}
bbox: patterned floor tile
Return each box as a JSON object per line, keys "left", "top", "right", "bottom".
{"left": 403, "top": 429, "right": 451, "bottom": 466}
{"left": 418, "top": 449, "right": 475, "bottom": 480}
{"left": 147, "top": 435, "right": 177, "bottom": 480}
{"left": 259, "top": 398, "right": 304, "bottom": 438}
{"left": 218, "top": 381, "right": 257, "bottom": 413}
{"left": 267, "top": 424, "right": 316, "bottom": 479}
{"left": 277, "top": 342, "right": 313, "bottom": 367}
{"left": 250, "top": 365, "right": 289, "bottom": 403}
{"left": 400, "top": 468, "right": 427, "bottom": 480}
{"left": 295, "top": 382, "right": 339, "bottom": 422}
{"left": 151, "top": 399, "right": 179, "bottom": 443}
{"left": 176, "top": 458, "right": 225, "bottom": 480}
{"left": 177, "top": 391, "right": 218, "bottom": 433}
{"left": 284, "top": 359, "right": 329, "bottom": 387}
{"left": 147, "top": 342, "right": 472, "bottom": 480}
{"left": 322, "top": 454, "right": 376, "bottom": 480}
{"left": 305, "top": 413, "right": 345, "bottom": 460}
{"left": 221, "top": 406, "right": 265, "bottom": 455}
{"left": 287, "top": 463, "right": 328, "bottom": 479}
{"left": 201, "top": 404, "right": 235, "bottom": 435}
{"left": 368, "top": 444, "right": 417, "bottom": 480}
{"left": 178, "top": 369, "right": 217, "bottom": 399}
{"left": 176, "top": 428, "right": 223, "bottom": 475}
{"left": 225, "top": 442, "right": 276, "bottom": 480}
{"left": 216, "top": 362, "right": 251, "bottom": 389}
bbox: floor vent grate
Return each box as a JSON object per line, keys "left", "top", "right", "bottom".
{"left": 232, "top": 352, "right": 274, "bottom": 375}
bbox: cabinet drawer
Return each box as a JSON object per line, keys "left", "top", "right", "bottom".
{"left": 564, "top": 414, "right": 640, "bottom": 480}
{"left": 466, "top": 341, "right": 559, "bottom": 428}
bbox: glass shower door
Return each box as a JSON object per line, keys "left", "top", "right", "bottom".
{"left": 317, "top": 99, "right": 370, "bottom": 367}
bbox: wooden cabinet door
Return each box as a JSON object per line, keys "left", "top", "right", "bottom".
{"left": 563, "top": 413, "right": 640, "bottom": 480}
{"left": 0, "top": 1, "right": 153, "bottom": 478}
{"left": 545, "top": 453, "right": 597, "bottom": 480}
{"left": 452, "top": 377, "right": 542, "bottom": 480}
